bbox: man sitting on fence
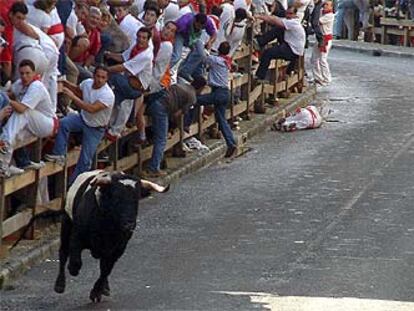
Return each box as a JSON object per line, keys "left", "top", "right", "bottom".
{"left": 0, "top": 60, "right": 58, "bottom": 177}
{"left": 45, "top": 65, "right": 114, "bottom": 185}
{"left": 104, "top": 27, "right": 153, "bottom": 141}
{"left": 254, "top": 6, "right": 305, "bottom": 81}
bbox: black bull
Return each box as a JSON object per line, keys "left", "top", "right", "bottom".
{"left": 54, "top": 170, "right": 169, "bottom": 302}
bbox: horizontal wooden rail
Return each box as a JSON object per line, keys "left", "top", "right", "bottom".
{"left": 0, "top": 25, "right": 306, "bottom": 246}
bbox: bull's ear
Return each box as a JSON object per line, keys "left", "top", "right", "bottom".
{"left": 140, "top": 179, "right": 170, "bottom": 193}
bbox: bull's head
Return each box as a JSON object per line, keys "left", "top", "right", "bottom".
{"left": 92, "top": 172, "right": 169, "bottom": 235}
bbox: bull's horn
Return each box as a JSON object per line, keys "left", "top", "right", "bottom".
{"left": 141, "top": 179, "right": 170, "bottom": 193}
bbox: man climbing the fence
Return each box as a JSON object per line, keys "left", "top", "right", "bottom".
{"left": 196, "top": 41, "right": 238, "bottom": 159}
{"left": 45, "top": 65, "right": 114, "bottom": 185}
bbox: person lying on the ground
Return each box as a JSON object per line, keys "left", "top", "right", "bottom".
{"left": 271, "top": 105, "right": 323, "bottom": 132}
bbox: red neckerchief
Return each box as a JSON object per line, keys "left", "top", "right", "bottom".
{"left": 129, "top": 44, "right": 147, "bottom": 59}
{"left": 219, "top": 54, "right": 233, "bottom": 70}
{"left": 322, "top": 9, "right": 333, "bottom": 14}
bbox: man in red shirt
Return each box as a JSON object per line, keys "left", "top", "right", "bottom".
{"left": 0, "top": 0, "right": 16, "bottom": 84}
{"left": 71, "top": 6, "right": 102, "bottom": 82}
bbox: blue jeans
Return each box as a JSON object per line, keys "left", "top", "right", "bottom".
{"left": 171, "top": 35, "right": 205, "bottom": 79}
{"left": 0, "top": 91, "right": 9, "bottom": 108}
{"left": 197, "top": 87, "right": 236, "bottom": 148}
{"left": 147, "top": 90, "right": 169, "bottom": 172}
{"left": 334, "top": 0, "right": 356, "bottom": 37}
{"left": 109, "top": 73, "right": 142, "bottom": 107}
{"left": 52, "top": 113, "right": 104, "bottom": 185}
{"left": 96, "top": 32, "right": 113, "bottom": 64}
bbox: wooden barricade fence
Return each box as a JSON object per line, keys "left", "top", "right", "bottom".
{"left": 368, "top": 17, "right": 414, "bottom": 46}
{"left": 0, "top": 22, "right": 306, "bottom": 251}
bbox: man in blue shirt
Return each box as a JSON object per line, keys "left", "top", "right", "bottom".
{"left": 196, "top": 41, "right": 237, "bottom": 158}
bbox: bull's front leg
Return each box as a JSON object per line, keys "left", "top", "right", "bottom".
{"left": 89, "top": 255, "right": 118, "bottom": 303}
{"left": 54, "top": 214, "right": 72, "bottom": 293}
{"left": 67, "top": 230, "right": 84, "bottom": 276}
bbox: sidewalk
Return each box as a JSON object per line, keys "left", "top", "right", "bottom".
{"left": 333, "top": 39, "right": 414, "bottom": 59}
{"left": 0, "top": 86, "right": 316, "bottom": 289}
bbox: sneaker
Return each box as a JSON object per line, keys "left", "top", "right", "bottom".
{"left": 44, "top": 154, "right": 66, "bottom": 166}
{"left": 9, "top": 165, "right": 24, "bottom": 176}
{"left": 224, "top": 145, "right": 238, "bottom": 158}
{"left": 141, "top": 169, "right": 168, "bottom": 178}
{"left": 0, "top": 140, "right": 11, "bottom": 154}
{"left": 22, "top": 161, "right": 46, "bottom": 170}
{"left": 252, "top": 37, "right": 261, "bottom": 51}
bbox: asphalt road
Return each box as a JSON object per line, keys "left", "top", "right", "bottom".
{"left": 2, "top": 49, "right": 414, "bottom": 311}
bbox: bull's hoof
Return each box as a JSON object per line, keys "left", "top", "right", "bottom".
{"left": 54, "top": 278, "right": 66, "bottom": 294}
{"left": 90, "top": 287, "right": 103, "bottom": 303}
{"left": 68, "top": 261, "right": 81, "bottom": 276}
{"left": 102, "top": 279, "right": 110, "bottom": 297}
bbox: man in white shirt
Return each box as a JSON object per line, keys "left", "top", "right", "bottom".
{"left": 0, "top": 60, "right": 58, "bottom": 177}
{"left": 104, "top": 27, "right": 153, "bottom": 139}
{"left": 45, "top": 65, "right": 115, "bottom": 185}
{"left": 114, "top": 5, "right": 144, "bottom": 45}
{"left": 255, "top": 6, "right": 305, "bottom": 81}
{"left": 10, "top": 2, "right": 60, "bottom": 111}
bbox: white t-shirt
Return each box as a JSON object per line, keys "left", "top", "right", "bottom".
{"left": 122, "top": 46, "right": 153, "bottom": 90}
{"left": 164, "top": 1, "right": 180, "bottom": 23}
{"left": 12, "top": 80, "right": 55, "bottom": 119}
{"left": 67, "top": 10, "right": 86, "bottom": 37}
{"left": 320, "top": 12, "right": 334, "bottom": 35}
{"left": 149, "top": 41, "right": 173, "bottom": 93}
{"left": 282, "top": 18, "right": 306, "bottom": 56}
{"left": 119, "top": 14, "right": 144, "bottom": 45}
{"left": 133, "top": 0, "right": 146, "bottom": 15}
{"left": 178, "top": 5, "right": 193, "bottom": 18}
{"left": 32, "top": 25, "right": 60, "bottom": 59}
{"left": 27, "top": 5, "right": 51, "bottom": 31}
{"left": 49, "top": 8, "right": 65, "bottom": 49}
{"left": 79, "top": 79, "right": 115, "bottom": 128}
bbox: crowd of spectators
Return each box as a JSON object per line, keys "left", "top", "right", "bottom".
{"left": 0, "top": 0, "right": 334, "bottom": 186}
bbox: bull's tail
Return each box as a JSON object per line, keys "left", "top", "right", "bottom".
{"left": 10, "top": 210, "right": 65, "bottom": 250}
{"left": 140, "top": 179, "right": 170, "bottom": 193}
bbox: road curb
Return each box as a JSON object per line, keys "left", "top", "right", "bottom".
{"left": 0, "top": 86, "right": 316, "bottom": 290}
{"left": 332, "top": 40, "right": 414, "bottom": 59}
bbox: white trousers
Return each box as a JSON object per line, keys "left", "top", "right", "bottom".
{"left": 1, "top": 110, "right": 54, "bottom": 164}
{"left": 108, "top": 99, "right": 134, "bottom": 137}
{"left": 15, "top": 47, "right": 48, "bottom": 76}
{"left": 311, "top": 40, "right": 332, "bottom": 84}
{"left": 15, "top": 47, "right": 59, "bottom": 112}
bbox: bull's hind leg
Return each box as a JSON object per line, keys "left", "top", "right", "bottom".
{"left": 54, "top": 215, "right": 72, "bottom": 293}
{"left": 89, "top": 256, "right": 117, "bottom": 303}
